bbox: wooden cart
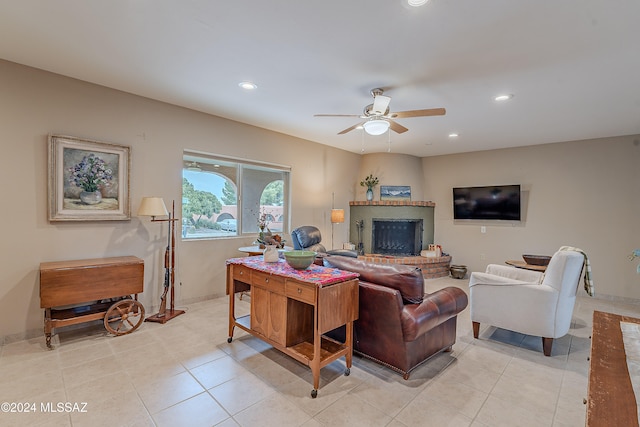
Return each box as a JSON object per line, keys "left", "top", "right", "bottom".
{"left": 39, "top": 256, "right": 145, "bottom": 348}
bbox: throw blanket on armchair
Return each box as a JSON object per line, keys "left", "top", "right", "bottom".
{"left": 559, "top": 246, "right": 594, "bottom": 297}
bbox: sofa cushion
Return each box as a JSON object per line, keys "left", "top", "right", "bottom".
{"left": 323, "top": 255, "right": 424, "bottom": 304}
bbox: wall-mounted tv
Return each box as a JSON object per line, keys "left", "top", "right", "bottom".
{"left": 453, "top": 185, "right": 521, "bottom": 221}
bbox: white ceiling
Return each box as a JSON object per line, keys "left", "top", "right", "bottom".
{"left": 1, "top": 0, "right": 639, "bottom": 156}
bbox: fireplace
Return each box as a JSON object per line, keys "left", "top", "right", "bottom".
{"left": 349, "top": 201, "right": 450, "bottom": 279}
{"left": 372, "top": 219, "right": 423, "bottom": 256}
{"left": 349, "top": 200, "right": 435, "bottom": 255}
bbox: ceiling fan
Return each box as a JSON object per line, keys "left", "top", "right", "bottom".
{"left": 314, "top": 88, "right": 446, "bottom": 136}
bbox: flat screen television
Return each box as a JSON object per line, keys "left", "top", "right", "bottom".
{"left": 453, "top": 185, "right": 521, "bottom": 220}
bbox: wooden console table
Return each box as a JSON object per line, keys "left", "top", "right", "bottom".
{"left": 40, "top": 256, "right": 144, "bottom": 348}
{"left": 226, "top": 257, "right": 359, "bottom": 398}
{"left": 586, "top": 310, "right": 640, "bottom": 426}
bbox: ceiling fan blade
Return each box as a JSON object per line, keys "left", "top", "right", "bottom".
{"left": 390, "top": 108, "right": 446, "bottom": 118}
{"left": 314, "top": 114, "right": 361, "bottom": 117}
{"left": 338, "top": 122, "right": 364, "bottom": 135}
{"left": 371, "top": 95, "right": 391, "bottom": 115}
{"left": 388, "top": 120, "right": 409, "bottom": 134}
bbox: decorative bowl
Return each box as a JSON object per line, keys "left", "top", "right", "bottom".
{"left": 522, "top": 255, "right": 552, "bottom": 266}
{"left": 450, "top": 265, "right": 467, "bottom": 279}
{"left": 283, "top": 250, "right": 316, "bottom": 270}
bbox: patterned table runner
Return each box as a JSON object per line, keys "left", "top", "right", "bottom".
{"left": 226, "top": 256, "right": 359, "bottom": 286}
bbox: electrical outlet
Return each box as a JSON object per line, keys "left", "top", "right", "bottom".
{"left": 480, "top": 253, "right": 486, "bottom": 260}
{"left": 481, "top": 226, "right": 486, "bottom": 234}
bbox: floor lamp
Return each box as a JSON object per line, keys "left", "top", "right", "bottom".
{"left": 138, "top": 197, "right": 185, "bottom": 323}
{"left": 331, "top": 208, "right": 345, "bottom": 249}
{"left": 331, "top": 194, "right": 344, "bottom": 249}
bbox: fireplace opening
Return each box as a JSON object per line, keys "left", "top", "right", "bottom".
{"left": 372, "top": 219, "right": 423, "bottom": 256}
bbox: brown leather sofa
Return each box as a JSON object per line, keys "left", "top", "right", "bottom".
{"left": 323, "top": 255, "right": 468, "bottom": 379}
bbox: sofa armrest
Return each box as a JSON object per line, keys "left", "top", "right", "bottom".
{"left": 401, "top": 287, "right": 468, "bottom": 341}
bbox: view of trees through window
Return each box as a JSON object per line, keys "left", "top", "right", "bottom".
{"left": 181, "top": 153, "right": 289, "bottom": 240}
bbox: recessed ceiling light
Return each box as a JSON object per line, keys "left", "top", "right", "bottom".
{"left": 449, "top": 133, "right": 459, "bottom": 138}
{"left": 494, "top": 94, "right": 513, "bottom": 102}
{"left": 238, "top": 81, "right": 257, "bottom": 90}
{"left": 408, "top": 0, "right": 428, "bottom": 6}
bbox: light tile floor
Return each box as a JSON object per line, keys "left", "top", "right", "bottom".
{"left": 1, "top": 277, "right": 639, "bottom": 426}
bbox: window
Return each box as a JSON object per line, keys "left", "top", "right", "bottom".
{"left": 182, "top": 151, "right": 290, "bottom": 240}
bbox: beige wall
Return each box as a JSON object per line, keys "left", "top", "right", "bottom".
{"left": 0, "top": 60, "right": 360, "bottom": 342}
{"left": 422, "top": 137, "right": 640, "bottom": 300}
{"left": 357, "top": 153, "right": 424, "bottom": 202}
{"left": 1, "top": 58, "right": 638, "bottom": 344}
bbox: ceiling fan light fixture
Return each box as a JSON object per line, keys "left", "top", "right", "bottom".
{"left": 363, "top": 119, "right": 390, "bottom": 136}
{"left": 408, "top": 0, "right": 428, "bottom": 6}
{"left": 238, "top": 81, "right": 257, "bottom": 90}
{"left": 494, "top": 94, "right": 513, "bottom": 102}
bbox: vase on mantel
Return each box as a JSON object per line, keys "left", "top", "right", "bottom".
{"left": 366, "top": 187, "right": 373, "bottom": 201}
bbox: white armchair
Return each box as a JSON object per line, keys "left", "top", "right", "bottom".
{"left": 469, "top": 250, "right": 585, "bottom": 356}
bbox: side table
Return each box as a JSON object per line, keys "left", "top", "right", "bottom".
{"left": 226, "top": 257, "right": 359, "bottom": 398}
{"left": 505, "top": 260, "right": 547, "bottom": 272}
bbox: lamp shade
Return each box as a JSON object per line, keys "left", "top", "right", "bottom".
{"left": 138, "top": 197, "right": 168, "bottom": 217}
{"left": 363, "top": 119, "right": 390, "bottom": 136}
{"left": 331, "top": 209, "right": 345, "bottom": 224}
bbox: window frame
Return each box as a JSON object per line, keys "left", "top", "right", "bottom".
{"left": 182, "top": 150, "right": 291, "bottom": 241}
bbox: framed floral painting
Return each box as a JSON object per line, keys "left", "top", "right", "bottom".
{"left": 48, "top": 135, "right": 131, "bottom": 221}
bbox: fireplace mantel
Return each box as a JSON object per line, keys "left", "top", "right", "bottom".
{"left": 350, "top": 200, "right": 436, "bottom": 207}
{"left": 349, "top": 201, "right": 435, "bottom": 259}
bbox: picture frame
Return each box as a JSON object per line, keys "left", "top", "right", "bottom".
{"left": 380, "top": 185, "right": 411, "bottom": 201}
{"left": 48, "top": 134, "right": 131, "bottom": 221}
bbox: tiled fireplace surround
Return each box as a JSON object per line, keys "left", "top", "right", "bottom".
{"left": 349, "top": 201, "right": 451, "bottom": 279}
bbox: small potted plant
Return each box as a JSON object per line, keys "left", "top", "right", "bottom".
{"left": 360, "top": 174, "right": 379, "bottom": 201}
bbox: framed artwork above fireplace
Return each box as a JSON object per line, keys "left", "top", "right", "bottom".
{"left": 380, "top": 185, "right": 411, "bottom": 201}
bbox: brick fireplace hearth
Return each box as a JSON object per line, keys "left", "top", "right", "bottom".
{"left": 358, "top": 253, "right": 452, "bottom": 279}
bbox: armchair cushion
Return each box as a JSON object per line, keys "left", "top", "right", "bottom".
{"left": 324, "top": 255, "right": 424, "bottom": 304}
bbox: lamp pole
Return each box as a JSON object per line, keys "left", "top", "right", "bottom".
{"left": 145, "top": 200, "right": 185, "bottom": 324}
